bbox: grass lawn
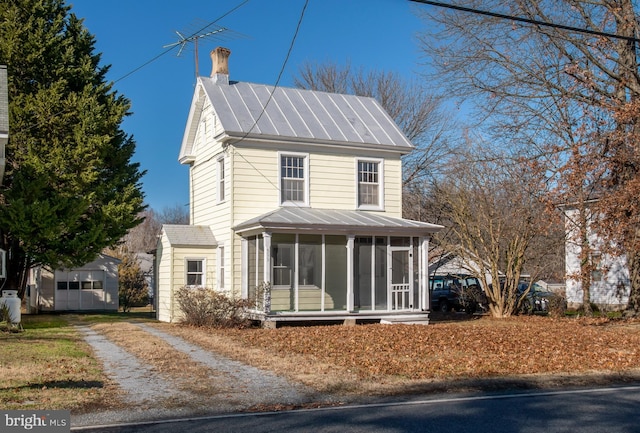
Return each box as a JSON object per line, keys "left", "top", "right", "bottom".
{"left": 0, "top": 312, "right": 152, "bottom": 411}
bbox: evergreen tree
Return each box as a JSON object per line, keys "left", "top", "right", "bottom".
{"left": 0, "top": 0, "right": 146, "bottom": 296}
{"left": 117, "top": 251, "right": 148, "bottom": 313}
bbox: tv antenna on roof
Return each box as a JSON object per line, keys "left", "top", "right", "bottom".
{"left": 164, "top": 21, "right": 240, "bottom": 77}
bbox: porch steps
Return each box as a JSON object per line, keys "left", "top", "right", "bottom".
{"left": 379, "top": 314, "right": 430, "bottom": 325}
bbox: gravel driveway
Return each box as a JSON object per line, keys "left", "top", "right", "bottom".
{"left": 72, "top": 322, "right": 331, "bottom": 428}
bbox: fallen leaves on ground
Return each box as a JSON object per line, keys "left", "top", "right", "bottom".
{"left": 214, "top": 316, "right": 640, "bottom": 381}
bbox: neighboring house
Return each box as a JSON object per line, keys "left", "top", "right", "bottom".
{"left": 428, "top": 248, "right": 496, "bottom": 286}
{"left": 136, "top": 252, "right": 155, "bottom": 302}
{"left": 27, "top": 254, "right": 120, "bottom": 312}
{"left": 155, "top": 47, "right": 443, "bottom": 325}
{"left": 563, "top": 204, "right": 629, "bottom": 310}
{"left": 0, "top": 65, "right": 7, "bottom": 184}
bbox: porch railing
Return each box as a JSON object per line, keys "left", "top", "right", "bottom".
{"left": 391, "top": 283, "right": 411, "bottom": 310}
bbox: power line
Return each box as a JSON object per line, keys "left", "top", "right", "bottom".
{"left": 227, "top": 0, "right": 310, "bottom": 196}
{"left": 115, "top": 0, "right": 251, "bottom": 84}
{"left": 17, "top": 0, "right": 251, "bottom": 133}
{"left": 410, "top": 0, "right": 640, "bottom": 43}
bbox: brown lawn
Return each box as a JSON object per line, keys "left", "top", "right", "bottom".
{"left": 5, "top": 314, "right": 640, "bottom": 412}
{"left": 157, "top": 315, "right": 640, "bottom": 396}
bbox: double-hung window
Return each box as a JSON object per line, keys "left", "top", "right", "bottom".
{"left": 217, "top": 156, "right": 225, "bottom": 203}
{"left": 218, "top": 246, "right": 225, "bottom": 290}
{"left": 280, "top": 153, "right": 308, "bottom": 206}
{"left": 186, "top": 259, "right": 205, "bottom": 287}
{"left": 357, "top": 159, "right": 382, "bottom": 209}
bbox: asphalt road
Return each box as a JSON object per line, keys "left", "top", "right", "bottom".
{"left": 72, "top": 385, "right": 640, "bottom": 433}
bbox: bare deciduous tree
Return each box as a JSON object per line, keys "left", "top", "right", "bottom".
{"left": 156, "top": 204, "right": 190, "bottom": 225}
{"left": 428, "top": 146, "right": 559, "bottom": 318}
{"left": 417, "top": 0, "right": 640, "bottom": 315}
{"left": 294, "top": 61, "right": 460, "bottom": 185}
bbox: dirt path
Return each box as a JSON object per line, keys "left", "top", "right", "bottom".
{"left": 72, "top": 321, "right": 330, "bottom": 428}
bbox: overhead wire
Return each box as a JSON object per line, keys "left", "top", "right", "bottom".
{"left": 15, "top": 0, "right": 252, "bottom": 133}
{"left": 410, "top": 0, "right": 640, "bottom": 43}
{"left": 225, "top": 0, "right": 310, "bottom": 197}
{"left": 114, "top": 0, "right": 251, "bottom": 84}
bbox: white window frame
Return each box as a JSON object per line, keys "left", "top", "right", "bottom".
{"left": 356, "top": 158, "right": 384, "bottom": 210}
{"left": 185, "top": 258, "right": 206, "bottom": 288}
{"left": 217, "top": 245, "right": 225, "bottom": 290}
{"left": 217, "top": 155, "right": 226, "bottom": 203}
{"left": 278, "top": 152, "right": 309, "bottom": 207}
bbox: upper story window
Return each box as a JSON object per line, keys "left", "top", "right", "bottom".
{"left": 280, "top": 153, "right": 309, "bottom": 206}
{"left": 217, "top": 156, "right": 225, "bottom": 203}
{"left": 186, "top": 259, "right": 205, "bottom": 287}
{"left": 357, "top": 159, "right": 383, "bottom": 209}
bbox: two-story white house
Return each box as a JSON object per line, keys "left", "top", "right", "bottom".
{"left": 563, "top": 203, "right": 630, "bottom": 310}
{"left": 155, "top": 47, "right": 442, "bottom": 326}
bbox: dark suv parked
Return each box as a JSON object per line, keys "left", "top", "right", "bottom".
{"left": 430, "top": 274, "right": 486, "bottom": 314}
{"left": 516, "top": 281, "right": 566, "bottom": 315}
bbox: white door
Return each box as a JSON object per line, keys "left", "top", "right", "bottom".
{"left": 390, "top": 248, "right": 413, "bottom": 310}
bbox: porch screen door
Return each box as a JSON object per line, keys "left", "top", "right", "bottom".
{"left": 390, "top": 249, "right": 412, "bottom": 310}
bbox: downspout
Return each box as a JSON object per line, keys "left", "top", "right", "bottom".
{"left": 228, "top": 146, "right": 236, "bottom": 297}
{"left": 169, "top": 246, "right": 174, "bottom": 323}
{"left": 189, "top": 165, "right": 194, "bottom": 225}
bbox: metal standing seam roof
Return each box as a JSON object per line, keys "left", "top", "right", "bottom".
{"left": 196, "top": 78, "right": 414, "bottom": 150}
{"left": 162, "top": 225, "right": 217, "bottom": 247}
{"left": 233, "top": 207, "right": 443, "bottom": 235}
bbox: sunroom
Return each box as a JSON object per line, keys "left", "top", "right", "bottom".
{"left": 235, "top": 208, "right": 442, "bottom": 324}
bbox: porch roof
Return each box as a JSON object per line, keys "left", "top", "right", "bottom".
{"left": 233, "top": 208, "right": 443, "bottom": 237}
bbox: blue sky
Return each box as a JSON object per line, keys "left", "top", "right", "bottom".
{"left": 69, "top": 0, "right": 429, "bottom": 212}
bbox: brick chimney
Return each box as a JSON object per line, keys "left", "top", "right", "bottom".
{"left": 211, "top": 47, "right": 231, "bottom": 85}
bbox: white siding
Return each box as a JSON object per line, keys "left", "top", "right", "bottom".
{"left": 156, "top": 231, "right": 217, "bottom": 323}
{"left": 155, "top": 236, "right": 172, "bottom": 322}
{"left": 230, "top": 144, "right": 404, "bottom": 221}
{"left": 564, "top": 208, "right": 630, "bottom": 309}
{"left": 191, "top": 103, "right": 226, "bottom": 226}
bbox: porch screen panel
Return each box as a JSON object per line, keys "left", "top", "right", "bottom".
{"left": 354, "top": 237, "right": 373, "bottom": 311}
{"left": 258, "top": 236, "right": 264, "bottom": 284}
{"left": 324, "top": 235, "right": 347, "bottom": 311}
{"left": 271, "top": 234, "right": 295, "bottom": 311}
{"left": 247, "top": 236, "right": 266, "bottom": 310}
{"left": 298, "top": 234, "right": 322, "bottom": 311}
{"left": 413, "top": 238, "right": 420, "bottom": 309}
{"left": 375, "top": 237, "right": 387, "bottom": 310}
{"left": 248, "top": 237, "right": 257, "bottom": 303}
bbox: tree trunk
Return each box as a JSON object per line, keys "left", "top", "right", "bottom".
{"left": 578, "top": 205, "right": 593, "bottom": 316}
{"left": 625, "top": 236, "right": 640, "bottom": 317}
{"left": 2, "top": 235, "right": 31, "bottom": 299}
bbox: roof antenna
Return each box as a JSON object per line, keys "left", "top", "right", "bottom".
{"left": 163, "top": 23, "right": 231, "bottom": 77}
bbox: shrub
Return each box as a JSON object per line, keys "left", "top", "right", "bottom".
{"left": 0, "top": 303, "right": 10, "bottom": 324}
{"left": 175, "top": 287, "right": 252, "bottom": 328}
{"left": 547, "top": 293, "right": 568, "bottom": 318}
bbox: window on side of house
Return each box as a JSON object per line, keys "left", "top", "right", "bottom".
{"left": 280, "top": 153, "right": 308, "bottom": 206}
{"left": 186, "top": 259, "right": 205, "bottom": 287}
{"left": 591, "top": 251, "right": 603, "bottom": 282}
{"left": 218, "top": 246, "right": 225, "bottom": 290}
{"left": 357, "top": 159, "right": 382, "bottom": 209}
{"left": 217, "top": 156, "right": 225, "bottom": 203}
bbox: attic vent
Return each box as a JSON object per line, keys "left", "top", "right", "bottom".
{"left": 211, "top": 47, "right": 231, "bottom": 85}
